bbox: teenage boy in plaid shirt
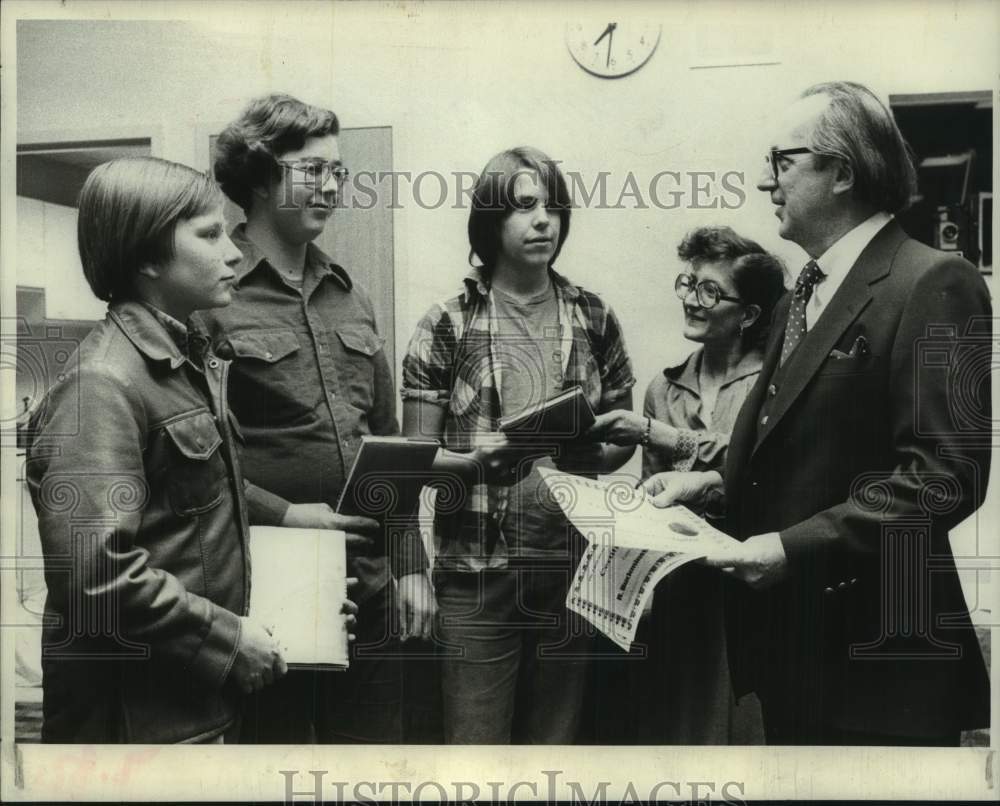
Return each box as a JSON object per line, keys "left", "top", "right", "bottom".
{"left": 402, "top": 147, "right": 636, "bottom": 743}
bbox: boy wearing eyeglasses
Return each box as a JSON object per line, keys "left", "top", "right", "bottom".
{"left": 199, "top": 94, "right": 432, "bottom": 744}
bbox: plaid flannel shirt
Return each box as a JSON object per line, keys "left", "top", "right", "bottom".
{"left": 402, "top": 266, "right": 635, "bottom": 571}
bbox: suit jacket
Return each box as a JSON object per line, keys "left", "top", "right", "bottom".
{"left": 724, "top": 220, "right": 991, "bottom": 738}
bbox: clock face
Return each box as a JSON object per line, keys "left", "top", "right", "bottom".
{"left": 565, "top": 21, "right": 662, "bottom": 78}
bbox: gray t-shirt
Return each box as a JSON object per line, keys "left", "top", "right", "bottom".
{"left": 493, "top": 282, "right": 572, "bottom": 555}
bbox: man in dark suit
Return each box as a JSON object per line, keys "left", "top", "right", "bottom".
{"left": 648, "top": 81, "right": 991, "bottom": 745}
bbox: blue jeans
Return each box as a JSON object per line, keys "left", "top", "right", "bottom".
{"left": 434, "top": 562, "right": 593, "bottom": 744}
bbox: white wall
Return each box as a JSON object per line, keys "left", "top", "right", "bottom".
{"left": 16, "top": 196, "right": 107, "bottom": 321}
{"left": 12, "top": 0, "right": 999, "bottom": 610}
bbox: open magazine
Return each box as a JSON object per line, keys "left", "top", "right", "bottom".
{"left": 537, "top": 467, "right": 741, "bottom": 651}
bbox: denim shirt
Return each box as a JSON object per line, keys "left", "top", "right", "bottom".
{"left": 198, "top": 226, "right": 426, "bottom": 600}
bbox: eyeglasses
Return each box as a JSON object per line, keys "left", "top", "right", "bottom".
{"left": 674, "top": 273, "right": 743, "bottom": 309}
{"left": 765, "top": 147, "right": 813, "bottom": 181}
{"left": 272, "top": 157, "right": 350, "bottom": 186}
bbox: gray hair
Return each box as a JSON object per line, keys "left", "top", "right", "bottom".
{"left": 801, "top": 81, "right": 917, "bottom": 213}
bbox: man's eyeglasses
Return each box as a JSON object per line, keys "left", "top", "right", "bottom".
{"left": 273, "top": 157, "right": 350, "bottom": 186}
{"left": 765, "top": 147, "right": 813, "bottom": 181}
{"left": 675, "top": 273, "right": 743, "bottom": 309}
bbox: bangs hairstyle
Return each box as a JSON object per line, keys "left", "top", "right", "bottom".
{"left": 77, "top": 157, "right": 222, "bottom": 302}
{"left": 801, "top": 81, "right": 917, "bottom": 214}
{"left": 467, "top": 146, "right": 572, "bottom": 272}
{"left": 678, "top": 225, "right": 786, "bottom": 349}
{"left": 214, "top": 93, "right": 340, "bottom": 212}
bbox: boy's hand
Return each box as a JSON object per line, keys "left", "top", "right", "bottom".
{"left": 231, "top": 617, "right": 287, "bottom": 694}
{"left": 281, "top": 504, "right": 379, "bottom": 554}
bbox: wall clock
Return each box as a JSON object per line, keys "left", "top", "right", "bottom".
{"left": 565, "top": 21, "right": 662, "bottom": 78}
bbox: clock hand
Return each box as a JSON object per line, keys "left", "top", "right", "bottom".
{"left": 606, "top": 23, "right": 616, "bottom": 67}
{"left": 593, "top": 22, "right": 614, "bottom": 46}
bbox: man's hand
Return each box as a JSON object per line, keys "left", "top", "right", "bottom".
{"left": 230, "top": 617, "right": 287, "bottom": 694}
{"left": 700, "top": 531, "right": 789, "bottom": 590}
{"left": 397, "top": 571, "right": 436, "bottom": 641}
{"left": 281, "top": 503, "right": 379, "bottom": 555}
{"left": 643, "top": 470, "right": 722, "bottom": 508}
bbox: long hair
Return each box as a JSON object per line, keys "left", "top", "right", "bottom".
{"left": 467, "top": 146, "right": 572, "bottom": 273}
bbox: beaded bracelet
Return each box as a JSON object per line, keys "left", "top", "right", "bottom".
{"left": 640, "top": 415, "right": 652, "bottom": 447}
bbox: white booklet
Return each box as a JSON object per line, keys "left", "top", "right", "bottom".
{"left": 248, "top": 526, "right": 349, "bottom": 669}
{"left": 537, "top": 467, "right": 741, "bottom": 651}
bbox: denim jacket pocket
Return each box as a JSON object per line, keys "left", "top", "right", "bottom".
{"left": 163, "top": 411, "right": 227, "bottom": 516}
{"left": 335, "top": 325, "right": 384, "bottom": 411}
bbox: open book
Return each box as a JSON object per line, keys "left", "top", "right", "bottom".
{"left": 537, "top": 467, "right": 741, "bottom": 651}
{"left": 497, "top": 385, "right": 596, "bottom": 440}
{"left": 335, "top": 435, "right": 440, "bottom": 520}
{"left": 248, "top": 526, "right": 349, "bottom": 669}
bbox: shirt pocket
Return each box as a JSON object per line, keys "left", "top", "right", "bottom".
{"left": 335, "top": 325, "right": 383, "bottom": 412}
{"left": 225, "top": 330, "right": 316, "bottom": 425}
{"left": 162, "top": 411, "right": 228, "bottom": 516}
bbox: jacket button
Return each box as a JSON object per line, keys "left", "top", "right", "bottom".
{"left": 837, "top": 581, "right": 848, "bottom": 591}
{"left": 850, "top": 577, "right": 858, "bottom": 585}
{"left": 768, "top": 384, "right": 777, "bottom": 396}
{"left": 265, "top": 351, "right": 273, "bottom": 359}
{"left": 760, "top": 415, "right": 769, "bottom": 426}
{"left": 751, "top": 481, "right": 759, "bottom": 488}
{"left": 208, "top": 358, "right": 219, "bottom": 369}
{"left": 824, "top": 586, "right": 834, "bottom": 595}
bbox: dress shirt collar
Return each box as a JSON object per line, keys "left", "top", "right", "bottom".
{"left": 815, "top": 211, "right": 893, "bottom": 289}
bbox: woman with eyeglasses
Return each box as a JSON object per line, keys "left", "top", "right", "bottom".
{"left": 587, "top": 225, "right": 785, "bottom": 744}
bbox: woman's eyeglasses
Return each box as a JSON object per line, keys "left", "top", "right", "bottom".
{"left": 674, "top": 273, "right": 743, "bottom": 309}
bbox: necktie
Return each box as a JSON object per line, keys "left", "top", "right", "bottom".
{"left": 780, "top": 260, "right": 825, "bottom": 365}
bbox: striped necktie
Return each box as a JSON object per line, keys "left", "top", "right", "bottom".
{"left": 780, "top": 260, "right": 825, "bottom": 365}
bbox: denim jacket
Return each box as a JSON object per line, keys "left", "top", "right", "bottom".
{"left": 26, "top": 301, "right": 286, "bottom": 743}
